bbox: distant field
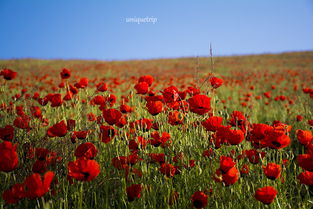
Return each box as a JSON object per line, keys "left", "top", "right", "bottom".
{"left": 0, "top": 51, "right": 313, "bottom": 209}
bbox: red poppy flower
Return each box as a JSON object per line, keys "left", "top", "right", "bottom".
{"left": 297, "top": 154, "right": 313, "bottom": 171}
{"left": 219, "top": 156, "right": 236, "bottom": 173}
{"left": 226, "top": 129, "right": 245, "bottom": 145}
{"left": 209, "top": 77, "right": 223, "bottom": 89}
{"left": 191, "top": 191, "right": 208, "bottom": 208}
{"left": 188, "top": 95, "right": 211, "bottom": 115}
{"left": 297, "top": 171, "right": 313, "bottom": 186}
{"left": 24, "top": 171, "right": 55, "bottom": 199}
{"left": 73, "top": 131, "right": 89, "bottom": 139}
{"left": 168, "top": 111, "right": 184, "bottom": 125}
{"left": 0, "top": 141, "right": 19, "bottom": 172}
{"left": 120, "top": 104, "right": 133, "bottom": 113}
{"left": 60, "top": 68, "right": 71, "bottom": 79}
{"left": 249, "top": 123, "right": 272, "bottom": 148}
{"left": 254, "top": 186, "right": 277, "bottom": 204}
{"left": 162, "top": 86, "right": 180, "bottom": 103}
{"left": 229, "top": 111, "right": 248, "bottom": 131}
{"left": 91, "top": 95, "right": 106, "bottom": 105}
{"left": 134, "top": 82, "right": 149, "bottom": 94}
{"left": 149, "top": 131, "right": 171, "bottom": 148}
{"left": 106, "top": 94, "right": 117, "bottom": 107}
{"left": 187, "top": 86, "right": 200, "bottom": 96}
{"left": 75, "top": 78, "right": 89, "bottom": 88}
{"left": 99, "top": 125, "right": 116, "bottom": 143}
{"left": 49, "top": 93, "right": 63, "bottom": 107}
{"left": 103, "top": 109, "right": 122, "bottom": 125}
{"left": 146, "top": 101, "right": 163, "bottom": 116}
{"left": 202, "top": 116, "right": 223, "bottom": 132}
{"left": 160, "top": 163, "right": 176, "bottom": 177}
{"left": 68, "top": 158, "right": 100, "bottom": 182}
{"left": 222, "top": 166, "right": 239, "bottom": 186}
{"left": 0, "top": 125, "right": 14, "bottom": 141}
{"left": 30, "top": 106, "right": 42, "bottom": 118}
{"left": 2, "top": 183, "right": 25, "bottom": 204}
{"left": 296, "top": 115, "right": 303, "bottom": 122}
{"left": 1, "top": 69, "right": 17, "bottom": 80}
{"left": 126, "top": 184, "right": 142, "bottom": 201}
{"left": 47, "top": 120, "right": 67, "bottom": 137}
{"left": 13, "top": 116, "right": 30, "bottom": 129}
{"left": 148, "top": 153, "right": 165, "bottom": 164}
{"left": 75, "top": 142, "right": 97, "bottom": 159}
{"left": 263, "top": 163, "right": 281, "bottom": 180}
{"left": 296, "top": 129, "right": 313, "bottom": 146}
{"left": 265, "top": 129, "right": 291, "bottom": 149}
{"left": 96, "top": 82, "right": 108, "bottom": 92}
{"left": 138, "top": 75, "right": 154, "bottom": 86}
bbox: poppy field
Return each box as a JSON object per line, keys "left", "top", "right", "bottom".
{"left": 0, "top": 51, "right": 313, "bottom": 209}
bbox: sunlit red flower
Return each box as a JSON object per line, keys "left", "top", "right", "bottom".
{"left": 68, "top": 158, "right": 100, "bottom": 182}
{"left": 139, "top": 75, "right": 154, "bottom": 86}
{"left": 162, "top": 86, "right": 179, "bottom": 103}
{"left": 254, "top": 186, "right": 277, "bottom": 204}
{"left": 50, "top": 93, "right": 63, "bottom": 107}
{"left": 96, "top": 82, "right": 108, "bottom": 92}
{"left": 120, "top": 104, "right": 133, "bottom": 113}
{"left": 263, "top": 163, "right": 281, "bottom": 180}
{"left": 210, "top": 76, "right": 223, "bottom": 88}
{"left": 227, "top": 129, "right": 245, "bottom": 145}
{"left": 296, "top": 129, "right": 313, "bottom": 146}
{"left": 219, "top": 156, "right": 236, "bottom": 173}
{"left": 188, "top": 95, "right": 211, "bottom": 115}
{"left": 265, "top": 129, "right": 290, "bottom": 149}
{"left": 222, "top": 166, "right": 239, "bottom": 186}
{"left": 202, "top": 116, "right": 223, "bottom": 132}
{"left": 168, "top": 111, "right": 184, "bottom": 125}
{"left": 134, "top": 82, "right": 149, "bottom": 94}
{"left": 103, "top": 109, "right": 122, "bottom": 125}
{"left": 149, "top": 131, "right": 171, "bottom": 147}
{"left": 146, "top": 101, "right": 163, "bottom": 116}
{"left": 47, "top": 120, "right": 67, "bottom": 137}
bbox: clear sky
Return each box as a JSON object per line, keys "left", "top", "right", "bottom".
{"left": 1, "top": 0, "right": 313, "bottom": 60}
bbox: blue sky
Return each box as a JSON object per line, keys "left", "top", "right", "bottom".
{"left": 1, "top": 0, "right": 313, "bottom": 60}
